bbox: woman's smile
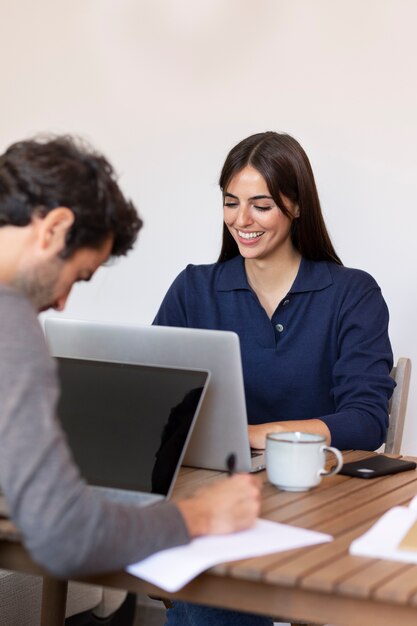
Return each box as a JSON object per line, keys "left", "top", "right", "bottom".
{"left": 237, "top": 229, "right": 265, "bottom": 242}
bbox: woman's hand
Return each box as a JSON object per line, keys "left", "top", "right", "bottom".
{"left": 248, "top": 423, "right": 286, "bottom": 449}
{"left": 248, "top": 419, "right": 331, "bottom": 449}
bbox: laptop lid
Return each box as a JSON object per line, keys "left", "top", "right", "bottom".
{"left": 45, "top": 318, "right": 264, "bottom": 473}
{"left": 56, "top": 356, "right": 210, "bottom": 502}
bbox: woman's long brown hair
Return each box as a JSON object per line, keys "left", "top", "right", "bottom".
{"left": 218, "top": 132, "right": 342, "bottom": 265}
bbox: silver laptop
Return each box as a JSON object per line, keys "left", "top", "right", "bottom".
{"left": 45, "top": 318, "right": 265, "bottom": 473}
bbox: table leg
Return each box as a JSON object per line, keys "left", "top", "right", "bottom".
{"left": 40, "top": 576, "right": 68, "bottom": 626}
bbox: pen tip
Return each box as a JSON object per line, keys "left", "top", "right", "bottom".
{"left": 226, "top": 453, "right": 236, "bottom": 475}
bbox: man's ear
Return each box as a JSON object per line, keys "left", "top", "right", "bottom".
{"left": 35, "top": 207, "right": 75, "bottom": 254}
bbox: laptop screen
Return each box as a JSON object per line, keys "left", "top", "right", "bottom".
{"left": 56, "top": 357, "right": 209, "bottom": 498}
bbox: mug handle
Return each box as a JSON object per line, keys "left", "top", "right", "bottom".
{"left": 319, "top": 446, "right": 343, "bottom": 477}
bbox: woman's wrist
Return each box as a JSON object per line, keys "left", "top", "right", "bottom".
{"left": 248, "top": 418, "right": 331, "bottom": 449}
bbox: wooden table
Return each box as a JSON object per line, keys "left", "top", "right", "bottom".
{"left": 3, "top": 450, "right": 417, "bottom": 626}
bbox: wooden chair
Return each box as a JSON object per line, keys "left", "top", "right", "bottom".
{"left": 282, "top": 358, "right": 413, "bottom": 626}
{"left": 384, "top": 357, "right": 412, "bottom": 454}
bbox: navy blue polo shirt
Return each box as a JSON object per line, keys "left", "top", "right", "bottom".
{"left": 154, "top": 256, "right": 394, "bottom": 450}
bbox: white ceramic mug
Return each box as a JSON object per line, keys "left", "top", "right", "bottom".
{"left": 266, "top": 431, "right": 343, "bottom": 492}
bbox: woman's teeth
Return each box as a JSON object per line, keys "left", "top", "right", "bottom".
{"left": 238, "top": 231, "right": 263, "bottom": 240}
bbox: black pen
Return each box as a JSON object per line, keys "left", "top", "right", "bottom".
{"left": 226, "top": 453, "right": 236, "bottom": 476}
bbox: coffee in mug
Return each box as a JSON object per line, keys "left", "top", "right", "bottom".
{"left": 266, "top": 431, "right": 343, "bottom": 492}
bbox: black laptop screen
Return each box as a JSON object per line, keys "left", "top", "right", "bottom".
{"left": 56, "top": 357, "right": 208, "bottom": 497}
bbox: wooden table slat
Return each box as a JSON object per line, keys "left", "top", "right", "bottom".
{"left": 373, "top": 565, "right": 417, "bottom": 603}
{"left": 262, "top": 519, "right": 375, "bottom": 585}
{"left": 262, "top": 474, "right": 386, "bottom": 519}
{"left": 339, "top": 450, "right": 380, "bottom": 461}
{"left": 213, "top": 543, "right": 318, "bottom": 580}
{"left": 337, "top": 559, "right": 412, "bottom": 598}
{"left": 313, "top": 477, "right": 417, "bottom": 535}
{"left": 299, "top": 553, "right": 377, "bottom": 592}
{"left": 174, "top": 467, "right": 222, "bottom": 487}
{"left": 287, "top": 471, "right": 417, "bottom": 530}
{"left": 172, "top": 469, "right": 224, "bottom": 500}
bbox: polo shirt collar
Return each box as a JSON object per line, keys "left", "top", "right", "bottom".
{"left": 290, "top": 257, "right": 333, "bottom": 294}
{"left": 217, "top": 256, "right": 250, "bottom": 291}
{"left": 216, "top": 256, "right": 333, "bottom": 294}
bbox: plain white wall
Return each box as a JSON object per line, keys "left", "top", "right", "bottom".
{"left": 1, "top": 0, "right": 416, "bottom": 452}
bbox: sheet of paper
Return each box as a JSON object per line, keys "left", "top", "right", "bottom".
{"left": 127, "top": 519, "right": 332, "bottom": 592}
{"left": 350, "top": 506, "right": 417, "bottom": 562}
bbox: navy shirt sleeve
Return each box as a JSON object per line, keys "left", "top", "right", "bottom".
{"left": 154, "top": 270, "right": 189, "bottom": 327}
{"left": 154, "top": 259, "right": 394, "bottom": 451}
{"left": 316, "top": 271, "right": 394, "bottom": 449}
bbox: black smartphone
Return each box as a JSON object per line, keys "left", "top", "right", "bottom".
{"left": 339, "top": 455, "right": 417, "bottom": 479}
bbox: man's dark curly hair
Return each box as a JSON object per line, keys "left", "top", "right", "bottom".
{"left": 0, "top": 135, "right": 142, "bottom": 258}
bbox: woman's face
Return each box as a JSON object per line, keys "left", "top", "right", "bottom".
{"left": 223, "top": 166, "right": 299, "bottom": 263}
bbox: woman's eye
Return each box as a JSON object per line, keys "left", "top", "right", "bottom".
{"left": 254, "top": 205, "right": 273, "bottom": 211}
{"left": 224, "top": 202, "right": 238, "bottom": 208}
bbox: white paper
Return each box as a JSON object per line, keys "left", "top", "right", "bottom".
{"left": 350, "top": 506, "right": 417, "bottom": 563}
{"left": 127, "top": 519, "right": 332, "bottom": 592}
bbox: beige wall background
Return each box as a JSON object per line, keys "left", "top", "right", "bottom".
{"left": 1, "top": 0, "right": 416, "bottom": 453}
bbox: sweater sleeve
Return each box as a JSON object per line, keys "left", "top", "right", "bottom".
{"left": 0, "top": 289, "right": 190, "bottom": 578}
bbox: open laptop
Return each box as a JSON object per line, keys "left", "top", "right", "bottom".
{"left": 0, "top": 357, "right": 209, "bottom": 517}
{"left": 45, "top": 318, "right": 265, "bottom": 473}
{"left": 56, "top": 356, "right": 210, "bottom": 505}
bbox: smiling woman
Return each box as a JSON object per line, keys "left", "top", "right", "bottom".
{"left": 154, "top": 130, "right": 394, "bottom": 451}
{"left": 153, "top": 130, "right": 395, "bottom": 624}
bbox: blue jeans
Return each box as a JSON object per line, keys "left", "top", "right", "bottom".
{"left": 165, "top": 600, "right": 274, "bottom": 626}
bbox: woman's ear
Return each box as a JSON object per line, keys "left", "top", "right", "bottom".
{"left": 293, "top": 204, "right": 300, "bottom": 218}
{"left": 36, "top": 207, "right": 75, "bottom": 254}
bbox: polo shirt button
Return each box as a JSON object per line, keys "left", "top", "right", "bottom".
{"left": 283, "top": 299, "right": 290, "bottom": 306}
{"left": 275, "top": 323, "right": 284, "bottom": 333}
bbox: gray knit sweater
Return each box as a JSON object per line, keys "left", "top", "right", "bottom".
{"left": 0, "top": 285, "right": 189, "bottom": 577}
